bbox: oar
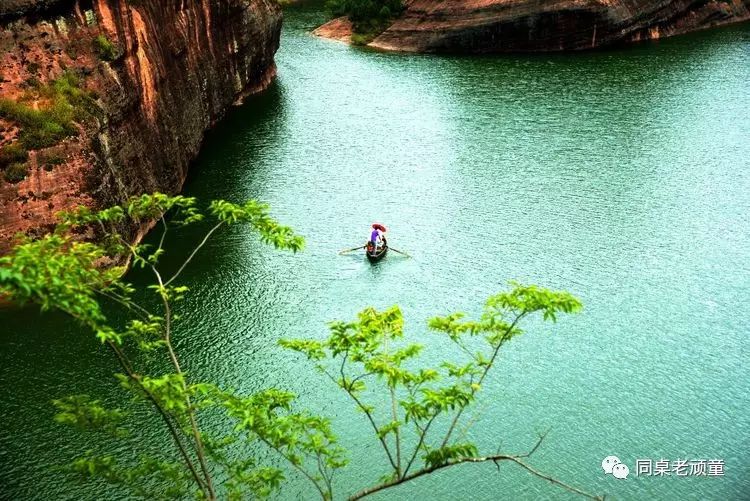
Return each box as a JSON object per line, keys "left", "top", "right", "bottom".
{"left": 339, "top": 245, "right": 366, "bottom": 255}
{"left": 388, "top": 247, "right": 411, "bottom": 258}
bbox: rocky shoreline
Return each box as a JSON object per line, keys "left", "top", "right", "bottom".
{"left": 315, "top": 0, "right": 750, "bottom": 52}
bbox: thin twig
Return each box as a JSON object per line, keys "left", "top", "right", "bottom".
{"left": 258, "top": 436, "right": 328, "bottom": 500}
{"left": 165, "top": 221, "right": 223, "bottom": 286}
{"left": 349, "top": 372, "right": 374, "bottom": 387}
{"left": 152, "top": 264, "right": 216, "bottom": 500}
{"left": 157, "top": 216, "right": 168, "bottom": 254}
{"left": 440, "top": 312, "right": 526, "bottom": 448}
{"left": 390, "top": 385, "right": 402, "bottom": 476}
{"left": 105, "top": 340, "right": 208, "bottom": 494}
{"left": 315, "top": 450, "right": 333, "bottom": 499}
{"left": 325, "top": 358, "right": 399, "bottom": 472}
{"left": 96, "top": 290, "right": 151, "bottom": 321}
{"left": 383, "top": 333, "right": 402, "bottom": 477}
{"left": 402, "top": 413, "right": 437, "bottom": 477}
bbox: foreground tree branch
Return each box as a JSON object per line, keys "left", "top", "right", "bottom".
{"left": 349, "top": 453, "right": 603, "bottom": 501}
{"left": 2, "top": 193, "right": 596, "bottom": 500}
{"left": 282, "top": 283, "right": 592, "bottom": 501}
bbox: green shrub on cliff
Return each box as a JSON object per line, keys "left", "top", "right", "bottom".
{"left": 26, "top": 62, "right": 41, "bottom": 75}
{"left": 4, "top": 162, "right": 29, "bottom": 183}
{"left": 93, "top": 35, "right": 118, "bottom": 62}
{"left": 42, "top": 71, "right": 98, "bottom": 119}
{"left": 0, "top": 143, "right": 29, "bottom": 169}
{"left": 0, "top": 194, "right": 601, "bottom": 501}
{"left": 0, "top": 72, "right": 98, "bottom": 151}
{"left": 37, "top": 147, "right": 66, "bottom": 171}
{"left": 327, "top": 0, "right": 403, "bottom": 36}
{"left": 0, "top": 97, "right": 75, "bottom": 150}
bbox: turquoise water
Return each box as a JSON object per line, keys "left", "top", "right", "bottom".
{"left": 1, "top": 4, "right": 749, "bottom": 499}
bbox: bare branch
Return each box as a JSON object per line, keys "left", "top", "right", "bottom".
{"left": 349, "top": 435, "right": 601, "bottom": 501}
{"left": 165, "top": 221, "right": 224, "bottom": 286}
{"left": 95, "top": 290, "right": 152, "bottom": 321}
{"left": 519, "top": 430, "right": 548, "bottom": 458}
{"left": 157, "top": 216, "right": 168, "bottom": 253}
{"left": 349, "top": 456, "right": 602, "bottom": 500}
{"left": 402, "top": 413, "right": 437, "bottom": 477}
{"left": 350, "top": 371, "right": 374, "bottom": 386}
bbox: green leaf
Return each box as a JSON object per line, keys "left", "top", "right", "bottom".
{"left": 424, "top": 443, "right": 478, "bottom": 469}
{"left": 53, "top": 395, "right": 127, "bottom": 437}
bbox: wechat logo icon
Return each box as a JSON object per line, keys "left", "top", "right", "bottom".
{"left": 602, "top": 455, "right": 629, "bottom": 479}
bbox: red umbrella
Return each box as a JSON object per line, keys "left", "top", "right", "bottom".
{"left": 372, "top": 223, "right": 387, "bottom": 232}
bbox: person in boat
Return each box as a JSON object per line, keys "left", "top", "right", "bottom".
{"left": 368, "top": 224, "right": 387, "bottom": 252}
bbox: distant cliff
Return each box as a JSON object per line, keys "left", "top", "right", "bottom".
{"left": 0, "top": 0, "right": 281, "bottom": 252}
{"left": 315, "top": 0, "right": 750, "bottom": 52}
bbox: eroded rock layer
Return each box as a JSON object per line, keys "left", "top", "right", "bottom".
{"left": 0, "top": 0, "right": 282, "bottom": 251}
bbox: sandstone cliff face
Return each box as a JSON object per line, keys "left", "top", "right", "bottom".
{"left": 316, "top": 0, "right": 750, "bottom": 52}
{"left": 0, "top": 0, "right": 282, "bottom": 251}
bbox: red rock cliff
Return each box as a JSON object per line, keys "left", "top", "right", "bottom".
{"left": 316, "top": 0, "right": 750, "bottom": 52}
{"left": 0, "top": 0, "right": 281, "bottom": 251}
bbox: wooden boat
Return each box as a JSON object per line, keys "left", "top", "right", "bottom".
{"left": 366, "top": 241, "right": 388, "bottom": 262}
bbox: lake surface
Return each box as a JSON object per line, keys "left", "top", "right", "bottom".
{"left": 1, "top": 3, "right": 749, "bottom": 500}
